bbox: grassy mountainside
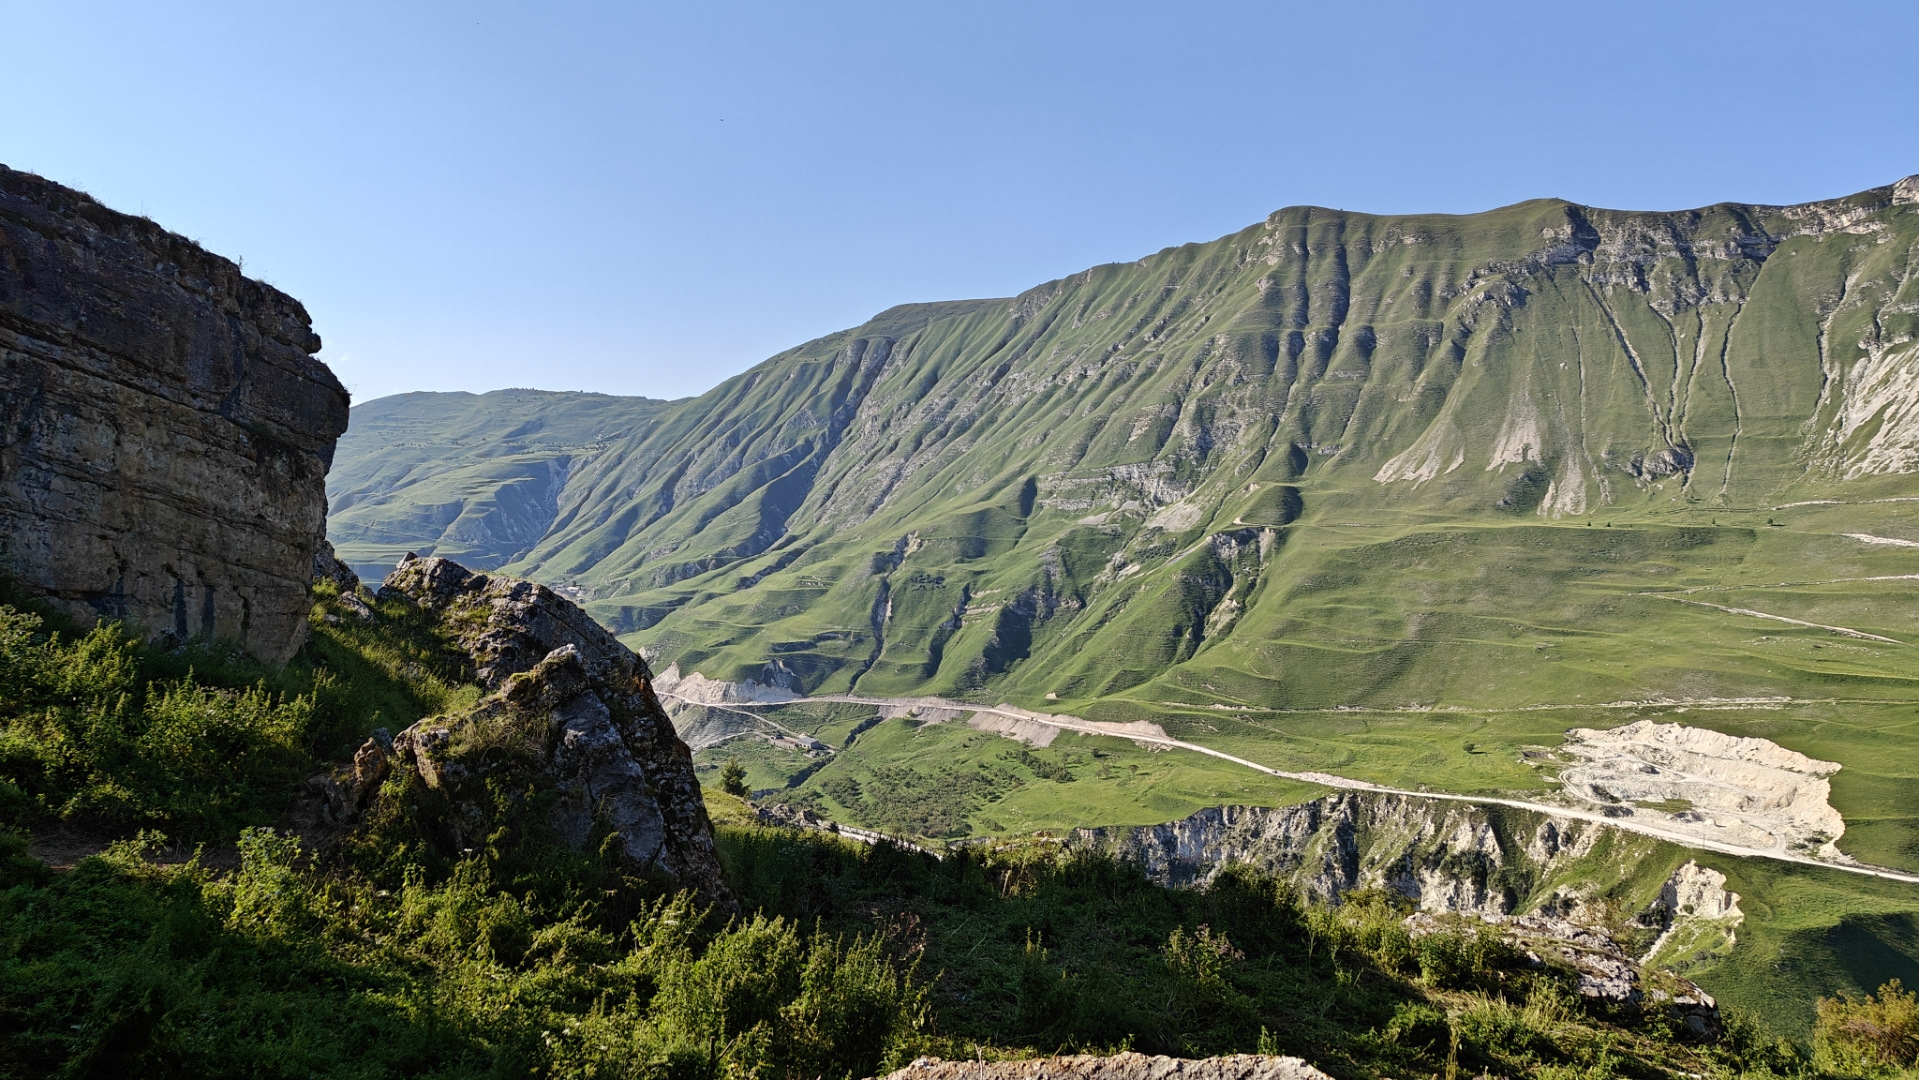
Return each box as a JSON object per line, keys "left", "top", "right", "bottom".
{"left": 330, "top": 179, "right": 1919, "bottom": 1028}
{"left": 328, "top": 389, "right": 672, "bottom": 581}
{"left": 580, "top": 182, "right": 1919, "bottom": 707}
{"left": 332, "top": 176, "right": 1919, "bottom": 801}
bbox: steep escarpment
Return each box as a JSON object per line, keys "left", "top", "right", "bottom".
{"left": 1068, "top": 792, "right": 1671, "bottom": 918}
{"left": 0, "top": 165, "right": 348, "bottom": 664}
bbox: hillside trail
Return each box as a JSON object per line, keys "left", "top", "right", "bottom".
{"left": 667, "top": 690, "right": 1919, "bottom": 886}
{"left": 1639, "top": 593, "right": 1908, "bottom": 644}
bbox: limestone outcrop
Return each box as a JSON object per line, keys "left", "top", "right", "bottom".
{"left": 1546, "top": 720, "right": 1846, "bottom": 858}
{"left": 0, "top": 165, "right": 347, "bottom": 664}
{"left": 1402, "top": 911, "right": 1721, "bottom": 1036}
{"left": 341, "top": 554, "right": 731, "bottom": 906}
{"left": 1067, "top": 793, "right": 1640, "bottom": 916}
{"left": 879, "top": 1054, "right": 1332, "bottom": 1080}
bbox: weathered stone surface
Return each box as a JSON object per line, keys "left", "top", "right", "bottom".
{"left": 312, "top": 539, "right": 372, "bottom": 621}
{"left": 1070, "top": 794, "right": 1723, "bottom": 1036}
{"left": 0, "top": 165, "right": 347, "bottom": 664}
{"left": 1068, "top": 793, "right": 1611, "bottom": 916}
{"left": 1403, "top": 910, "right": 1721, "bottom": 1036}
{"left": 313, "top": 538, "right": 363, "bottom": 595}
{"left": 371, "top": 554, "right": 731, "bottom": 907}
{"left": 878, "top": 1053, "right": 1331, "bottom": 1080}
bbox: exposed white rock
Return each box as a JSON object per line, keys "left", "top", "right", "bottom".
{"left": 1487, "top": 396, "right": 1543, "bottom": 469}
{"left": 1843, "top": 532, "right": 1919, "bottom": 548}
{"left": 1374, "top": 419, "right": 1465, "bottom": 484}
{"left": 1661, "top": 859, "right": 1744, "bottom": 921}
{"left": 1538, "top": 462, "right": 1589, "bottom": 517}
{"left": 969, "top": 711, "right": 1061, "bottom": 747}
{"left": 1546, "top": 720, "right": 1846, "bottom": 858}
{"left": 968, "top": 706, "right": 1169, "bottom": 749}
{"left": 1641, "top": 860, "right": 1745, "bottom": 967}
{"left": 1827, "top": 340, "right": 1919, "bottom": 478}
{"left": 1144, "top": 500, "right": 1204, "bottom": 531}
{"left": 653, "top": 663, "right": 800, "bottom": 705}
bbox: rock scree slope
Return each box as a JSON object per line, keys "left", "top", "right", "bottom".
{"left": 0, "top": 164, "right": 349, "bottom": 664}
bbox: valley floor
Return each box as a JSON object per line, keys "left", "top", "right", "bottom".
{"left": 666, "top": 688, "right": 1919, "bottom": 884}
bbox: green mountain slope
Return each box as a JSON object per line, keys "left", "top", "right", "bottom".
{"left": 512, "top": 180, "right": 1916, "bottom": 700}
{"left": 332, "top": 177, "right": 1919, "bottom": 1025}
{"left": 331, "top": 176, "right": 1919, "bottom": 851}
{"left": 328, "top": 389, "right": 671, "bottom": 579}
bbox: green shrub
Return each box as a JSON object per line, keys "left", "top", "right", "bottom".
{"left": 1, "top": 832, "right": 930, "bottom": 1079}
{"left": 1817, "top": 979, "right": 1919, "bottom": 1071}
{"left": 721, "top": 759, "right": 749, "bottom": 798}
{"left": 0, "top": 608, "right": 314, "bottom": 837}
{"left": 1415, "top": 926, "right": 1519, "bottom": 991}
{"left": 1385, "top": 1000, "right": 1451, "bottom": 1051}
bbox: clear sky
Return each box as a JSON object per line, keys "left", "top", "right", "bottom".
{"left": 2, "top": 1, "right": 1915, "bottom": 405}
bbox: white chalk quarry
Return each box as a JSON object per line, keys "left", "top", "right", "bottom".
{"left": 1545, "top": 720, "right": 1846, "bottom": 859}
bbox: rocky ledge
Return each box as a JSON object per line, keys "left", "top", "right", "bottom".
{"left": 314, "top": 553, "right": 732, "bottom": 907}
{"left": 879, "top": 1054, "right": 1331, "bottom": 1080}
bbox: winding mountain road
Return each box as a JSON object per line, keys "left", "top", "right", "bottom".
{"left": 659, "top": 689, "right": 1919, "bottom": 886}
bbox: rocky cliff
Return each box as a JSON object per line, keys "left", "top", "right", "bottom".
{"left": 882, "top": 1054, "right": 1331, "bottom": 1080}
{"left": 1067, "top": 793, "right": 1736, "bottom": 1021}
{"left": 0, "top": 165, "right": 347, "bottom": 664}
{"left": 318, "top": 554, "right": 731, "bottom": 906}
{"left": 1068, "top": 792, "right": 1668, "bottom": 918}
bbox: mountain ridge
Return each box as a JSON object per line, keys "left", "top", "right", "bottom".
{"left": 334, "top": 174, "right": 1919, "bottom": 694}
{"left": 330, "top": 175, "right": 1919, "bottom": 1015}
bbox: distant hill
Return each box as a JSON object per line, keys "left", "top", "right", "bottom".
{"left": 328, "top": 389, "right": 671, "bottom": 581}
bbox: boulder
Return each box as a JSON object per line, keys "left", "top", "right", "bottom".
{"left": 312, "top": 539, "right": 371, "bottom": 621}
{"left": 333, "top": 554, "right": 731, "bottom": 906}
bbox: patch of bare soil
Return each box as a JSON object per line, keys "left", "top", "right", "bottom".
{"left": 25, "top": 823, "right": 240, "bottom": 872}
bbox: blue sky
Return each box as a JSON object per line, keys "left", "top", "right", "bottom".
{"left": 2, "top": 1, "right": 1914, "bottom": 404}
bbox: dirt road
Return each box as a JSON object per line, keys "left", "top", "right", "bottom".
{"left": 666, "top": 689, "right": 1919, "bottom": 886}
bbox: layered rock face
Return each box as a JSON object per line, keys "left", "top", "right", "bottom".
{"left": 0, "top": 165, "right": 347, "bottom": 664}
{"left": 341, "top": 555, "right": 730, "bottom": 906}
{"left": 1067, "top": 793, "right": 1652, "bottom": 917}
